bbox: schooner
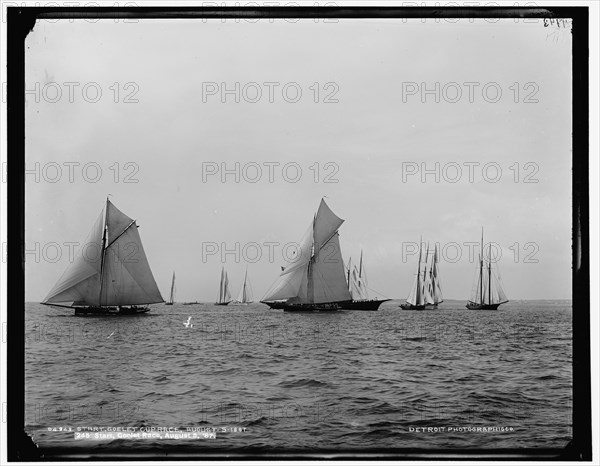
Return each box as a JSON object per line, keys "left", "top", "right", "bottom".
{"left": 261, "top": 198, "right": 352, "bottom": 312}
{"left": 215, "top": 266, "right": 232, "bottom": 305}
{"left": 42, "top": 198, "right": 164, "bottom": 315}
{"left": 341, "top": 250, "right": 390, "bottom": 310}
{"left": 400, "top": 240, "right": 443, "bottom": 310}
{"left": 466, "top": 230, "right": 508, "bottom": 310}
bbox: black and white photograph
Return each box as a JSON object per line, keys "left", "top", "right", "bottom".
{"left": 2, "top": 3, "right": 595, "bottom": 462}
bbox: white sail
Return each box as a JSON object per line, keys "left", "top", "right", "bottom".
{"left": 469, "top": 254, "right": 484, "bottom": 303}
{"left": 494, "top": 268, "right": 508, "bottom": 303}
{"left": 405, "top": 240, "right": 426, "bottom": 306}
{"left": 235, "top": 269, "right": 253, "bottom": 303}
{"left": 100, "top": 219, "right": 164, "bottom": 305}
{"left": 355, "top": 251, "right": 370, "bottom": 299}
{"left": 469, "top": 246, "right": 508, "bottom": 306}
{"left": 217, "top": 266, "right": 232, "bottom": 303}
{"left": 305, "top": 233, "right": 351, "bottom": 304}
{"left": 430, "top": 245, "right": 443, "bottom": 303}
{"left": 168, "top": 272, "right": 176, "bottom": 304}
{"left": 348, "top": 264, "right": 369, "bottom": 300}
{"left": 406, "top": 272, "right": 419, "bottom": 305}
{"left": 423, "top": 268, "right": 435, "bottom": 305}
{"left": 43, "top": 211, "right": 104, "bottom": 305}
{"left": 313, "top": 199, "right": 344, "bottom": 251}
{"left": 261, "top": 224, "right": 313, "bottom": 302}
{"left": 43, "top": 200, "right": 163, "bottom": 306}
{"left": 224, "top": 272, "right": 231, "bottom": 302}
{"left": 348, "top": 265, "right": 363, "bottom": 299}
{"left": 262, "top": 199, "right": 351, "bottom": 304}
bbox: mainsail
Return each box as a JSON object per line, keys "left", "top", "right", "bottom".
{"left": 217, "top": 266, "right": 232, "bottom": 304}
{"left": 235, "top": 268, "right": 253, "bottom": 304}
{"left": 406, "top": 240, "right": 426, "bottom": 306}
{"left": 43, "top": 199, "right": 164, "bottom": 307}
{"left": 262, "top": 199, "right": 352, "bottom": 305}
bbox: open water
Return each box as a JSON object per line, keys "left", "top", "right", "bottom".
{"left": 24, "top": 299, "right": 572, "bottom": 454}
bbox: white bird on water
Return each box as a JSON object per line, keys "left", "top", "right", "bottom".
{"left": 184, "top": 316, "right": 193, "bottom": 328}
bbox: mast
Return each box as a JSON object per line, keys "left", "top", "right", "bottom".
{"left": 98, "top": 198, "right": 109, "bottom": 306}
{"left": 219, "top": 266, "right": 225, "bottom": 302}
{"left": 480, "top": 228, "right": 484, "bottom": 305}
{"left": 488, "top": 242, "right": 492, "bottom": 305}
{"left": 432, "top": 243, "right": 441, "bottom": 303}
{"left": 307, "top": 213, "right": 316, "bottom": 304}
{"left": 359, "top": 250, "right": 363, "bottom": 280}
{"left": 242, "top": 267, "right": 248, "bottom": 302}
{"left": 347, "top": 257, "right": 352, "bottom": 293}
{"left": 169, "top": 272, "right": 176, "bottom": 303}
{"left": 416, "top": 237, "right": 423, "bottom": 305}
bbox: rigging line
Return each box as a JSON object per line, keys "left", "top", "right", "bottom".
{"left": 316, "top": 231, "right": 340, "bottom": 254}
{"left": 105, "top": 220, "right": 136, "bottom": 250}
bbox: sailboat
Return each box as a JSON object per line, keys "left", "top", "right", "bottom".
{"left": 261, "top": 198, "right": 352, "bottom": 312}
{"left": 42, "top": 198, "right": 164, "bottom": 315}
{"left": 400, "top": 240, "right": 442, "bottom": 310}
{"left": 466, "top": 230, "right": 508, "bottom": 310}
{"left": 165, "top": 271, "right": 176, "bottom": 305}
{"left": 232, "top": 267, "right": 253, "bottom": 305}
{"left": 341, "top": 251, "right": 390, "bottom": 310}
{"left": 425, "top": 244, "right": 443, "bottom": 309}
{"left": 215, "top": 266, "right": 232, "bottom": 305}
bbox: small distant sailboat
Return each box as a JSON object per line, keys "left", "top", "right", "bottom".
{"left": 341, "top": 250, "right": 390, "bottom": 310}
{"left": 466, "top": 230, "right": 508, "bottom": 310}
{"left": 42, "top": 198, "right": 164, "bottom": 315}
{"left": 232, "top": 267, "right": 253, "bottom": 305}
{"left": 400, "top": 240, "right": 442, "bottom": 310}
{"left": 261, "top": 198, "right": 352, "bottom": 312}
{"left": 165, "top": 271, "right": 176, "bottom": 305}
{"left": 215, "top": 266, "right": 232, "bottom": 306}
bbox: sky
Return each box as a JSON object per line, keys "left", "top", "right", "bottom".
{"left": 24, "top": 17, "right": 573, "bottom": 302}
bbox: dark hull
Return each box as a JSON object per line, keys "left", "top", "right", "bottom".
{"left": 214, "top": 301, "right": 231, "bottom": 306}
{"left": 262, "top": 301, "right": 286, "bottom": 309}
{"left": 165, "top": 303, "right": 174, "bottom": 306}
{"left": 400, "top": 303, "right": 426, "bottom": 310}
{"left": 261, "top": 301, "right": 350, "bottom": 313}
{"left": 340, "top": 299, "right": 390, "bottom": 311}
{"left": 74, "top": 306, "right": 151, "bottom": 316}
{"left": 466, "top": 301, "right": 503, "bottom": 310}
{"left": 400, "top": 302, "right": 439, "bottom": 310}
